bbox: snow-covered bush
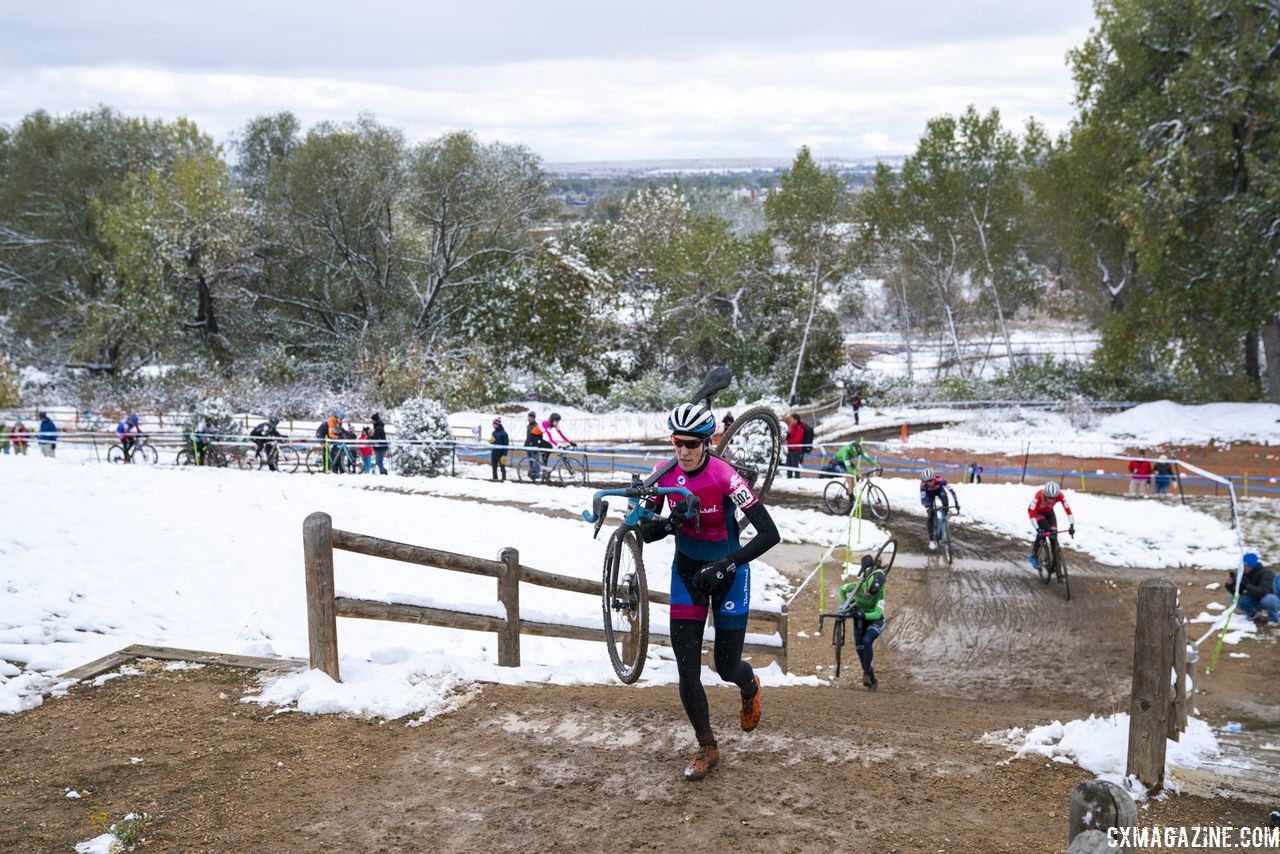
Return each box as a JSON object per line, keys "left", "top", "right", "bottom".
{"left": 603, "top": 369, "right": 686, "bottom": 412}
{"left": 391, "top": 398, "right": 452, "bottom": 476}
{"left": 188, "top": 396, "right": 241, "bottom": 440}
{"left": 1062, "top": 394, "right": 1097, "bottom": 429}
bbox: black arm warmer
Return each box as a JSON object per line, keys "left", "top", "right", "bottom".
{"left": 725, "top": 502, "right": 780, "bottom": 568}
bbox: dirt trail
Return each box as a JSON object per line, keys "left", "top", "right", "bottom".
{"left": 2, "top": 505, "right": 1277, "bottom": 852}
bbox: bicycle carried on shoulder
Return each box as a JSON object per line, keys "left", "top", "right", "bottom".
{"left": 1033, "top": 526, "right": 1073, "bottom": 601}
{"left": 823, "top": 467, "right": 890, "bottom": 522}
{"left": 581, "top": 366, "right": 782, "bottom": 683}
{"left": 817, "top": 538, "right": 897, "bottom": 678}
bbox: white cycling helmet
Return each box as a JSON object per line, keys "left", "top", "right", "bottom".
{"left": 667, "top": 403, "right": 716, "bottom": 438}
{"left": 1043, "top": 481, "right": 1061, "bottom": 498}
{"left": 921, "top": 468, "right": 935, "bottom": 480}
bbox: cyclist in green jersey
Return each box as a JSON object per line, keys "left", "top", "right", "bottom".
{"left": 834, "top": 440, "right": 879, "bottom": 498}
{"left": 837, "top": 554, "right": 887, "bottom": 689}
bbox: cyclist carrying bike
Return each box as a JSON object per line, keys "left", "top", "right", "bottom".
{"left": 641, "top": 403, "right": 781, "bottom": 782}
{"left": 1028, "top": 481, "right": 1075, "bottom": 570}
{"left": 919, "top": 468, "right": 959, "bottom": 551}
{"left": 837, "top": 553, "right": 888, "bottom": 690}
{"left": 835, "top": 439, "right": 879, "bottom": 497}
{"left": 250, "top": 416, "right": 284, "bottom": 470}
{"left": 115, "top": 413, "right": 142, "bottom": 462}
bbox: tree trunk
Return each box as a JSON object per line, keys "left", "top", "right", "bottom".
{"left": 788, "top": 268, "right": 823, "bottom": 404}
{"left": 943, "top": 303, "right": 966, "bottom": 379}
{"left": 1262, "top": 316, "right": 1280, "bottom": 404}
{"left": 971, "top": 208, "right": 1015, "bottom": 366}
{"left": 1245, "top": 329, "right": 1260, "bottom": 391}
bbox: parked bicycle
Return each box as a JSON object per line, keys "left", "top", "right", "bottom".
{"left": 1033, "top": 526, "right": 1073, "bottom": 600}
{"left": 817, "top": 538, "right": 897, "bottom": 677}
{"left": 106, "top": 434, "right": 158, "bottom": 465}
{"left": 581, "top": 366, "right": 782, "bottom": 683}
{"left": 517, "top": 448, "right": 588, "bottom": 486}
{"left": 822, "top": 468, "right": 890, "bottom": 521}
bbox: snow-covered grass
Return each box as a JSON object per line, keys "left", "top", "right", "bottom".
{"left": 985, "top": 713, "right": 1220, "bottom": 799}
{"left": 0, "top": 455, "right": 821, "bottom": 719}
{"left": 847, "top": 324, "right": 1100, "bottom": 380}
{"left": 773, "top": 476, "right": 1240, "bottom": 569}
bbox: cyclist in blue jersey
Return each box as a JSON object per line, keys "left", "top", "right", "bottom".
{"left": 641, "top": 403, "right": 781, "bottom": 781}
{"left": 115, "top": 413, "right": 142, "bottom": 462}
{"left": 919, "top": 468, "right": 959, "bottom": 551}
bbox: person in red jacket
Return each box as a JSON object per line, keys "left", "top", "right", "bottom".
{"left": 782, "top": 412, "right": 807, "bottom": 479}
{"left": 1127, "top": 458, "right": 1152, "bottom": 496}
{"left": 1027, "top": 481, "right": 1075, "bottom": 570}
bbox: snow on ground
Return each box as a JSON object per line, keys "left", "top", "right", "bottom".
{"left": 984, "top": 713, "right": 1220, "bottom": 799}
{"left": 772, "top": 477, "right": 1240, "bottom": 569}
{"left": 890, "top": 401, "right": 1280, "bottom": 457}
{"left": 0, "top": 455, "right": 824, "bottom": 719}
{"left": 847, "top": 324, "right": 1100, "bottom": 380}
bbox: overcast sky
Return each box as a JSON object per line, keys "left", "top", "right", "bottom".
{"left": 0, "top": 1, "right": 1097, "bottom": 162}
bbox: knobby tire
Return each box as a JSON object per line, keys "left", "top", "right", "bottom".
{"left": 601, "top": 527, "right": 649, "bottom": 684}
{"left": 713, "top": 406, "right": 781, "bottom": 504}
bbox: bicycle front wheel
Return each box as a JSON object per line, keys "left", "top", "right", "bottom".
{"left": 557, "top": 455, "right": 582, "bottom": 486}
{"left": 864, "top": 483, "right": 890, "bottom": 522}
{"left": 714, "top": 405, "right": 781, "bottom": 503}
{"left": 135, "top": 443, "right": 159, "bottom": 465}
{"left": 601, "top": 527, "right": 649, "bottom": 684}
{"left": 1055, "top": 542, "right": 1071, "bottom": 601}
{"left": 832, "top": 618, "right": 845, "bottom": 678}
{"left": 872, "top": 537, "right": 898, "bottom": 573}
{"left": 823, "top": 480, "right": 853, "bottom": 516}
{"left": 206, "top": 447, "right": 229, "bottom": 468}
{"left": 942, "top": 518, "right": 953, "bottom": 566}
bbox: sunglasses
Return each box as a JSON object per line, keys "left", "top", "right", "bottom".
{"left": 670, "top": 436, "right": 705, "bottom": 449}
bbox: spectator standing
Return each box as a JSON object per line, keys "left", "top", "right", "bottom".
{"left": 967, "top": 461, "right": 984, "bottom": 484}
{"left": 11, "top": 420, "right": 28, "bottom": 455}
{"left": 782, "top": 412, "right": 806, "bottom": 478}
{"left": 1227, "top": 553, "right": 1279, "bottom": 626}
{"left": 523, "top": 411, "right": 544, "bottom": 482}
{"left": 357, "top": 427, "right": 374, "bottom": 473}
{"left": 851, "top": 392, "right": 863, "bottom": 426}
{"left": 490, "top": 417, "right": 510, "bottom": 482}
{"left": 1153, "top": 458, "right": 1175, "bottom": 497}
{"left": 37, "top": 411, "right": 57, "bottom": 457}
{"left": 1127, "top": 458, "right": 1153, "bottom": 496}
{"left": 370, "top": 413, "right": 388, "bottom": 475}
{"left": 0, "top": 422, "right": 9, "bottom": 454}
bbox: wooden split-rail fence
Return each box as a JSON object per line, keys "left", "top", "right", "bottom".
{"left": 303, "top": 512, "right": 788, "bottom": 682}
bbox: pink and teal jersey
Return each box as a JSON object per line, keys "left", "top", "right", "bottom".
{"left": 653, "top": 456, "right": 759, "bottom": 627}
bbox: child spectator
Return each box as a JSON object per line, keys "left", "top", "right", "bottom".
{"left": 357, "top": 427, "right": 373, "bottom": 473}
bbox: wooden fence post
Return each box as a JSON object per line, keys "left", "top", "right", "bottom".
{"left": 303, "top": 512, "right": 341, "bottom": 682}
{"left": 1126, "top": 577, "right": 1178, "bottom": 791}
{"left": 1169, "top": 606, "right": 1188, "bottom": 740}
{"left": 497, "top": 547, "right": 521, "bottom": 667}
{"left": 1068, "top": 779, "right": 1138, "bottom": 852}
{"left": 776, "top": 603, "right": 789, "bottom": 674}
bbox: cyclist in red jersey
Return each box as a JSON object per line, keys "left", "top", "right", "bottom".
{"left": 1027, "top": 481, "right": 1075, "bottom": 569}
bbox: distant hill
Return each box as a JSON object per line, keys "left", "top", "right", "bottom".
{"left": 545, "top": 155, "right": 904, "bottom": 178}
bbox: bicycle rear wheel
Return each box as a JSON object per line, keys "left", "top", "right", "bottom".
{"left": 515, "top": 456, "right": 536, "bottom": 482}
{"left": 107, "top": 445, "right": 126, "bottom": 464}
{"left": 823, "top": 480, "right": 853, "bottom": 515}
{"left": 714, "top": 405, "right": 781, "bottom": 503}
{"left": 872, "top": 538, "right": 898, "bottom": 573}
{"left": 1054, "top": 541, "right": 1071, "bottom": 601}
{"left": 601, "top": 527, "right": 649, "bottom": 684}
{"left": 863, "top": 483, "right": 890, "bottom": 522}
{"left": 832, "top": 618, "right": 845, "bottom": 678}
{"left": 176, "top": 448, "right": 195, "bottom": 467}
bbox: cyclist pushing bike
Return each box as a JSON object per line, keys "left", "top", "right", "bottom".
{"left": 835, "top": 439, "right": 879, "bottom": 494}
{"left": 115, "top": 413, "right": 142, "bottom": 462}
{"left": 1028, "top": 481, "right": 1075, "bottom": 570}
{"left": 249, "top": 416, "right": 285, "bottom": 471}
{"left": 837, "top": 553, "right": 889, "bottom": 690}
{"left": 641, "top": 403, "right": 781, "bottom": 782}
{"left": 919, "top": 468, "right": 959, "bottom": 552}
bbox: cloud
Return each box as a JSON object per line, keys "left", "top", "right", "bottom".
{"left": 0, "top": 3, "right": 1095, "bottom": 161}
